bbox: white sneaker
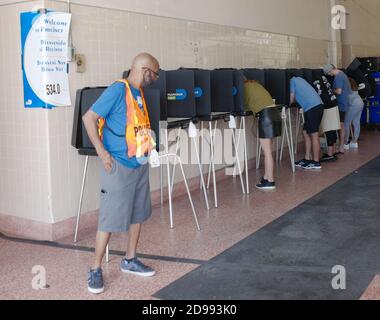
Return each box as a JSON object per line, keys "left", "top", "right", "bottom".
{"left": 343, "top": 144, "right": 350, "bottom": 150}
{"left": 349, "top": 142, "right": 358, "bottom": 149}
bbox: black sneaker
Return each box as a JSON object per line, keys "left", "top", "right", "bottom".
{"left": 320, "top": 154, "right": 338, "bottom": 162}
{"left": 302, "top": 160, "right": 322, "bottom": 170}
{"left": 295, "top": 159, "right": 310, "bottom": 168}
{"left": 87, "top": 267, "right": 104, "bottom": 294}
{"left": 256, "top": 178, "right": 276, "bottom": 190}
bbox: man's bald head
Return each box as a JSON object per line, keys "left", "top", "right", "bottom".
{"left": 131, "top": 53, "right": 159, "bottom": 72}
{"left": 128, "top": 53, "right": 160, "bottom": 88}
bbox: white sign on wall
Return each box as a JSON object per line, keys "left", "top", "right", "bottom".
{"left": 20, "top": 11, "right": 72, "bottom": 109}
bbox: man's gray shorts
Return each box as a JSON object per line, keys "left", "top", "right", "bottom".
{"left": 98, "top": 160, "right": 152, "bottom": 233}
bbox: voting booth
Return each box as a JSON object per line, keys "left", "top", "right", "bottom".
{"left": 302, "top": 68, "right": 313, "bottom": 85}
{"left": 230, "top": 69, "right": 250, "bottom": 193}
{"left": 346, "top": 63, "right": 373, "bottom": 99}
{"left": 265, "top": 69, "right": 287, "bottom": 106}
{"left": 165, "top": 69, "right": 196, "bottom": 125}
{"left": 193, "top": 69, "right": 212, "bottom": 117}
{"left": 71, "top": 87, "right": 107, "bottom": 156}
{"left": 347, "top": 68, "right": 372, "bottom": 99}
{"left": 286, "top": 69, "right": 304, "bottom": 105}
{"left": 243, "top": 68, "right": 266, "bottom": 86}
{"left": 71, "top": 86, "right": 107, "bottom": 256}
{"left": 210, "top": 69, "right": 235, "bottom": 114}
{"left": 232, "top": 69, "right": 246, "bottom": 116}
{"left": 264, "top": 69, "right": 295, "bottom": 171}
{"left": 312, "top": 69, "right": 324, "bottom": 82}
{"left": 164, "top": 68, "right": 210, "bottom": 211}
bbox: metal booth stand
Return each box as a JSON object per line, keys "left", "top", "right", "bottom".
{"left": 148, "top": 70, "right": 203, "bottom": 230}
{"left": 71, "top": 86, "right": 110, "bottom": 262}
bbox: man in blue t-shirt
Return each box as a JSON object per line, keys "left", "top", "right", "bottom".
{"left": 290, "top": 77, "right": 324, "bottom": 170}
{"left": 323, "top": 64, "right": 352, "bottom": 154}
{"left": 82, "top": 53, "right": 160, "bottom": 294}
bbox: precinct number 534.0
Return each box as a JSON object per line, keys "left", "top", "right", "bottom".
{"left": 46, "top": 83, "right": 61, "bottom": 95}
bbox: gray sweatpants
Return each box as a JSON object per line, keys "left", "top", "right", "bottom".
{"left": 344, "top": 104, "right": 364, "bottom": 144}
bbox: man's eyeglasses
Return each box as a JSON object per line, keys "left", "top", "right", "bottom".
{"left": 142, "top": 67, "right": 159, "bottom": 79}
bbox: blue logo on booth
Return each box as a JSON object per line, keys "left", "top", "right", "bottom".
{"left": 194, "top": 87, "right": 203, "bottom": 98}
{"left": 167, "top": 88, "right": 187, "bottom": 101}
{"left": 232, "top": 87, "right": 238, "bottom": 96}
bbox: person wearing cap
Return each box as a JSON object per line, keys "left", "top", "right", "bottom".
{"left": 82, "top": 53, "right": 160, "bottom": 294}
{"left": 243, "top": 79, "right": 282, "bottom": 190}
{"left": 290, "top": 77, "right": 324, "bottom": 170}
{"left": 323, "top": 64, "right": 352, "bottom": 154}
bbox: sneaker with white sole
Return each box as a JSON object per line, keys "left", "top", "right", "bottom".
{"left": 120, "top": 257, "right": 156, "bottom": 277}
{"left": 343, "top": 144, "right": 350, "bottom": 150}
{"left": 87, "top": 267, "right": 104, "bottom": 294}
{"left": 302, "top": 160, "right": 322, "bottom": 170}
{"left": 256, "top": 178, "right": 276, "bottom": 190}
{"left": 295, "top": 159, "right": 310, "bottom": 168}
{"left": 349, "top": 142, "right": 358, "bottom": 149}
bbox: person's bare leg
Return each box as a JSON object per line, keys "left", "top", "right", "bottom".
{"left": 339, "top": 122, "right": 345, "bottom": 153}
{"left": 260, "top": 138, "right": 274, "bottom": 182}
{"left": 93, "top": 231, "right": 111, "bottom": 269}
{"left": 328, "top": 144, "right": 335, "bottom": 157}
{"left": 125, "top": 223, "right": 141, "bottom": 259}
{"left": 303, "top": 130, "right": 312, "bottom": 160}
{"left": 311, "top": 132, "right": 321, "bottom": 162}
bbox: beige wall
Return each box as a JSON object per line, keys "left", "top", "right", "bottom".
{"left": 0, "top": 0, "right": 53, "bottom": 224}
{"left": 1, "top": 0, "right": 333, "bottom": 40}
{"left": 341, "top": 0, "right": 380, "bottom": 67}
{"left": 0, "top": 0, "right": 363, "bottom": 229}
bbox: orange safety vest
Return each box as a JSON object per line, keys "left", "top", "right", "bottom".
{"left": 98, "top": 79, "right": 156, "bottom": 158}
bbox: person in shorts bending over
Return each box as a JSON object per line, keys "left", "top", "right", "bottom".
{"left": 244, "top": 79, "right": 282, "bottom": 190}
{"left": 290, "top": 77, "right": 324, "bottom": 170}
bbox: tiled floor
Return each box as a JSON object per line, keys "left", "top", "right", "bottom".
{"left": 1, "top": 128, "right": 380, "bottom": 299}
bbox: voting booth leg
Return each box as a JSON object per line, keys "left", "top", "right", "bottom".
{"left": 233, "top": 117, "right": 250, "bottom": 194}
{"left": 177, "top": 155, "right": 201, "bottom": 231}
{"left": 242, "top": 117, "right": 250, "bottom": 194}
{"left": 288, "top": 109, "right": 296, "bottom": 172}
{"left": 207, "top": 121, "right": 217, "bottom": 190}
{"left": 231, "top": 126, "right": 246, "bottom": 195}
{"left": 256, "top": 118, "right": 261, "bottom": 169}
{"left": 170, "top": 128, "right": 182, "bottom": 194}
{"left": 192, "top": 136, "right": 210, "bottom": 210}
{"left": 158, "top": 153, "right": 201, "bottom": 230}
{"left": 160, "top": 164, "right": 164, "bottom": 206}
{"left": 105, "top": 244, "right": 109, "bottom": 263}
{"left": 208, "top": 121, "right": 218, "bottom": 207}
{"left": 294, "top": 109, "right": 302, "bottom": 156}
{"left": 165, "top": 130, "right": 174, "bottom": 229}
{"left": 279, "top": 109, "right": 295, "bottom": 172}
{"left": 199, "top": 121, "right": 204, "bottom": 190}
{"left": 276, "top": 137, "right": 280, "bottom": 163}
{"left": 280, "top": 123, "right": 285, "bottom": 160}
{"left": 294, "top": 109, "right": 299, "bottom": 156}
{"left": 74, "top": 155, "right": 89, "bottom": 243}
